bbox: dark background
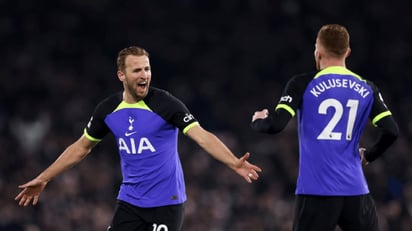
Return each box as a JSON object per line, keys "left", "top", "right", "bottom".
{"left": 1, "top": 0, "right": 411, "bottom": 230}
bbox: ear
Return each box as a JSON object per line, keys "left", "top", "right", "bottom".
{"left": 345, "top": 48, "right": 351, "bottom": 58}
{"left": 314, "top": 43, "right": 323, "bottom": 60}
{"left": 314, "top": 49, "right": 320, "bottom": 59}
{"left": 117, "top": 70, "right": 125, "bottom": 81}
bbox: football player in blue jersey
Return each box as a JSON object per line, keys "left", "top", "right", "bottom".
{"left": 251, "top": 24, "right": 398, "bottom": 231}
{"left": 15, "top": 46, "right": 262, "bottom": 231}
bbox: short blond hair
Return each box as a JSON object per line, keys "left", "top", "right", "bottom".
{"left": 317, "top": 24, "right": 350, "bottom": 58}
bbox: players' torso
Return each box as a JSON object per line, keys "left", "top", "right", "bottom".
{"left": 85, "top": 87, "right": 197, "bottom": 207}
{"left": 285, "top": 67, "right": 375, "bottom": 195}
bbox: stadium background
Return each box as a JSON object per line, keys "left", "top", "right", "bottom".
{"left": 1, "top": 0, "right": 411, "bottom": 230}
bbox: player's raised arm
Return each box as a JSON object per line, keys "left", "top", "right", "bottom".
{"left": 15, "top": 135, "right": 97, "bottom": 206}
{"left": 185, "top": 124, "right": 262, "bottom": 183}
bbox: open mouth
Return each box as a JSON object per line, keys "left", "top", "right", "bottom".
{"left": 137, "top": 81, "right": 147, "bottom": 89}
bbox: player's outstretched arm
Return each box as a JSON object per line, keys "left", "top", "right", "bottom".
{"left": 15, "top": 135, "right": 97, "bottom": 206}
{"left": 186, "top": 124, "right": 262, "bottom": 183}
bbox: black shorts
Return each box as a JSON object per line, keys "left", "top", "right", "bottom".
{"left": 107, "top": 200, "right": 184, "bottom": 231}
{"left": 293, "top": 194, "right": 380, "bottom": 231}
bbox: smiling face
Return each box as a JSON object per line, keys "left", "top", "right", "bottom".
{"left": 117, "top": 54, "right": 151, "bottom": 102}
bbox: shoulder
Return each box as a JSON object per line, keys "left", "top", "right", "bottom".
{"left": 348, "top": 70, "right": 380, "bottom": 94}
{"left": 94, "top": 92, "right": 123, "bottom": 117}
{"left": 146, "top": 86, "right": 186, "bottom": 106}
{"left": 363, "top": 79, "right": 380, "bottom": 92}
{"left": 145, "top": 87, "right": 195, "bottom": 127}
{"left": 286, "top": 71, "right": 316, "bottom": 90}
{"left": 292, "top": 71, "right": 317, "bottom": 80}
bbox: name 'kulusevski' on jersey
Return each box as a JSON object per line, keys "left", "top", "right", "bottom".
{"left": 309, "top": 75, "right": 371, "bottom": 98}
{"left": 84, "top": 87, "right": 198, "bottom": 208}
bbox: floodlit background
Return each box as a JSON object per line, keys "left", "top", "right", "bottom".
{"left": 1, "top": 1, "right": 411, "bottom": 230}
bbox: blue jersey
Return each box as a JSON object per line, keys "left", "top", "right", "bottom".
{"left": 276, "top": 66, "right": 392, "bottom": 196}
{"left": 83, "top": 87, "right": 198, "bottom": 207}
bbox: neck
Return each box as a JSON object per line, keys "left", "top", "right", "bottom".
{"left": 319, "top": 58, "right": 346, "bottom": 70}
{"left": 122, "top": 91, "right": 142, "bottom": 103}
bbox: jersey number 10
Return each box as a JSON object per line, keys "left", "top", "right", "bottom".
{"left": 152, "top": 223, "right": 168, "bottom": 231}
{"left": 317, "top": 98, "right": 359, "bottom": 141}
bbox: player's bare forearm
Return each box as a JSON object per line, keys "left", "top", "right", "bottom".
{"left": 15, "top": 135, "right": 96, "bottom": 206}
{"left": 186, "top": 125, "right": 262, "bottom": 182}
{"left": 199, "top": 136, "right": 262, "bottom": 183}
{"left": 36, "top": 136, "right": 95, "bottom": 182}
{"left": 187, "top": 125, "right": 239, "bottom": 166}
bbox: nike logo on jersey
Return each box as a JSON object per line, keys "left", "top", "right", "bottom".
{"left": 125, "top": 131, "right": 137, "bottom": 136}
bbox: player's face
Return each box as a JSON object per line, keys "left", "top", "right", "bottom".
{"left": 118, "top": 55, "right": 152, "bottom": 101}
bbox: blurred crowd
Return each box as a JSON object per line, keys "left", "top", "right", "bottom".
{"left": 1, "top": 0, "right": 411, "bottom": 230}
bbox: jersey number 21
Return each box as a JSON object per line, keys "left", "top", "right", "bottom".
{"left": 317, "top": 98, "right": 359, "bottom": 141}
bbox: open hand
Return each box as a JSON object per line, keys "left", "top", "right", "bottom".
{"left": 15, "top": 179, "right": 48, "bottom": 206}
{"left": 235, "top": 152, "right": 263, "bottom": 183}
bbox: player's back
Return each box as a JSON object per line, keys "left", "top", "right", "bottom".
{"left": 296, "top": 66, "right": 373, "bottom": 196}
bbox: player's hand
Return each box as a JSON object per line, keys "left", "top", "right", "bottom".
{"left": 234, "top": 152, "right": 262, "bottom": 183}
{"left": 15, "top": 179, "right": 48, "bottom": 206}
{"left": 252, "top": 109, "right": 269, "bottom": 122}
{"left": 359, "top": 148, "right": 369, "bottom": 166}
